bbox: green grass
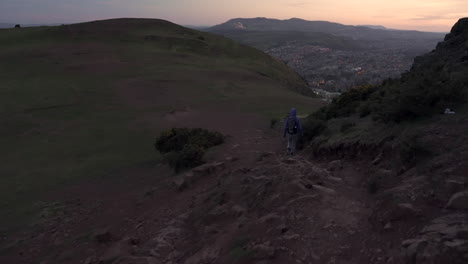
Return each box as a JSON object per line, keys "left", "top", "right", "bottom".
{"left": 0, "top": 19, "right": 323, "bottom": 232}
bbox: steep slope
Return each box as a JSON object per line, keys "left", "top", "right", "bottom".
{"left": 0, "top": 18, "right": 323, "bottom": 233}
{"left": 301, "top": 17, "right": 468, "bottom": 264}
{"left": 311, "top": 17, "right": 468, "bottom": 124}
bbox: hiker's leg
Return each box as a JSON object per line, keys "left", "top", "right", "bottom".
{"left": 291, "top": 134, "right": 298, "bottom": 154}
{"left": 287, "top": 134, "right": 292, "bottom": 153}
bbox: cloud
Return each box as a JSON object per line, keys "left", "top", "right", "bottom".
{"left": 411, "top": 15, "right": 447, "bottom": 21}
{"left": 411, "top": 14, "right": 468, "bottom": 21}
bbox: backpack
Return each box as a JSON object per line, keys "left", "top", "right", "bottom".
{"left": 287, "top": 117, "right": 298, "bottom": 134}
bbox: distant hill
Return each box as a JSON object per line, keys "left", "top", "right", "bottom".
{"left": 0, "top": 23, "right": 61, "bottom": 28}
{"left": 183, "top": 25, "right": 211, "bottom": 30}
{"left": 208, "top": 17, "right": 446, "bottom": 93}
{"left": 209, "top": 18, "right": 446, "bottom": 41}
{"left": 0, "top": 23, "right": 15, "bottom": 28}
{"left": 358, "top": 25, "right": 387, "bottom": 30}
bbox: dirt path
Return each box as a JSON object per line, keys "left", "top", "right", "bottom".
{"left": 0, "top": 125, "right": 399, "bottom": 264}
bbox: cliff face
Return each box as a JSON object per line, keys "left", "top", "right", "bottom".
{"left": 372, "top": 17, "right": 468, "bottom": 122}
{"left": 412, "top": 17, "right": 468, "bottom": 71}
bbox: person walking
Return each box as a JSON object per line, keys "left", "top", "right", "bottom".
{"left": 283, "top": 108, "right": 303, "bottom": 155}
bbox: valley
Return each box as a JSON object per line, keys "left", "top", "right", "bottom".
{"left": 209, "top": 18, "right": 446, "bottom": 93}
{"left": 1, "top": 15, "right": 468, "bottom": 264}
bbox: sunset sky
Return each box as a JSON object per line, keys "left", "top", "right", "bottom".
{"left": 1, "top": 0, "right": 467, "bottom": 32}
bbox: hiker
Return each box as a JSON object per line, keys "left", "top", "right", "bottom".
{"left": 283, "top": 108, "right": 303, "bottom": 155}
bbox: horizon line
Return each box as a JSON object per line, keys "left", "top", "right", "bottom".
{"left": 1, "top": 16, "right": 456, "bottom": 33}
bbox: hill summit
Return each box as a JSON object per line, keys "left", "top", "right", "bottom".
{"left": 209, "top": 17, "right": 445, "bottom": 40}
{"left": 0, "top": 18, "right": 323, "bottom": 236}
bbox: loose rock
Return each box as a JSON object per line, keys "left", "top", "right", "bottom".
{"left": 328, "top": 160, "right": 343, "bottom": 171}
{"left": 94, "top": 229, "right": 112, "bottom": 243}
{"left": 447, "top": 190, "right": 468, "bottom": 209}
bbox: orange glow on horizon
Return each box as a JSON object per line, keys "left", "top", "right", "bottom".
{"left": 0, "top": 0, "right": 467, "bottom": 32}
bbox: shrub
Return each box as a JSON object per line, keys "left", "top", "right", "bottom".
{"left": 155, "top": 128, "right": 224, "bottom": 154}
{"left": 312, "top": 84, "right": 376, "bottom": 121}
{"left": 270, "top": 118, "right": 279, "bottom": 129}
{"left": 398, "top": 133, "right": 431, "bottom": 167}
{"left": 165, "top": 144, "right": 205, "bottom": 173}
{"left": 155, "top": 128, "right": 224, "bottom": 172}
{"left": 358, "top": 103, "right": 371, "bottom": 117}
{"left": 371, "top": 67, "right": 468, "bottom": 123}
{"left": 340, "top": 121, "right": 355, "bottom": 133}
{"left": 302, "top": 117, "right": 327, "bottom": 142}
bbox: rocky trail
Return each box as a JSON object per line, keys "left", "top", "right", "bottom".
{"left": 1, "top": 125, "right": 468, "bottom": 264}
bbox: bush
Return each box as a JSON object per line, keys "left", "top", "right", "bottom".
{"left": 398, "top": 133, "right": 431, "bottom": 166}
{"left": 358, "top": 103, "right": 371, "bottom": 117}
{"left": 165, "top": 144, "right": 205, "bottom": 173}
{"left": 340, "top": 121, "right": 355, "bottom": 133}
{"left": 155, "top": 128, "right": 224, "bottom": 172}
{"left": 270, "top": 118, "right": 279, "bottom": 129}
{"left": 312, "top": 84, "right": 376, "bottom": 121}
{"left": 155, "top": 128, "right": 224, "bottom": 154}
{"left": 371, "top": 66, "right": 468, "bottom": 123}
{"left": 302, "top": 117, "right": 327, "bottom": 142}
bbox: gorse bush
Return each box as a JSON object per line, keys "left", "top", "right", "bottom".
{"left": 270, "top": 118, "right": 279, "bottom": 129}
{"left": 340, "top": 121, "right": 355, "bottom": 133}
{"left": 302, "top": 117, "right": 327, "bottom": 141}
{"left": 310, "top": 66, "right": 468, "bottom": 124}
{"left": 398, "top": 133, "right": 431, "bottom": 167}
{"left": 164, "top": 144, "right": 205, "bottom": 172}
{"left": 155, "top": 128, "right": 224, "bottom": 154}
{"left": 313, "top": 85, "right": 376, "bottom": 121}
{"left": 371, "top": 74, "right": 467, "bottom": 123}
{"left": 155, "top": 128, "right": 224, "bottom": 172}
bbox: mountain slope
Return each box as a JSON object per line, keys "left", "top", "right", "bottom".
{"left": 311, "top": 18, "right": 468, "bottom": 124}
{"left": 301, "top": 17, "right": 468, "bottom": 263}
{"left": 0, "top": 18, "right": 323, "bottom": 231}
{"left": 209, "top": 17, "right": 446, "bottom": 41}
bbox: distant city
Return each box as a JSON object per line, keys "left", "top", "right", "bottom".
{"left": 267, "top": 43, "right": 415, "bottom": 93}
{"left": 208, "top": 18, "right": 446, "bottom": 94}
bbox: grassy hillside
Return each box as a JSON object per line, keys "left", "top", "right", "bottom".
{"left": 0, "top": 18, "right": 323, "bottom": 231}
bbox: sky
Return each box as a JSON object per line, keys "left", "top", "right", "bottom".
{"left": 1, "top": 0, "right": 467, "bottom": 32}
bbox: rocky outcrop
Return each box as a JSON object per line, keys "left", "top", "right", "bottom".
{"left": 447, "top": 190, "right": 468, "bottom": 209}
{"left": 402, "top": 214, "right": 468, "bottom": 264}
{"left": 412, "top": 17, "right": 468, "bottom": 72}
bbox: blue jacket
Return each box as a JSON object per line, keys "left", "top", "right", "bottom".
{"left": 283, "top": 108, "right": 303, "bottom": 137}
